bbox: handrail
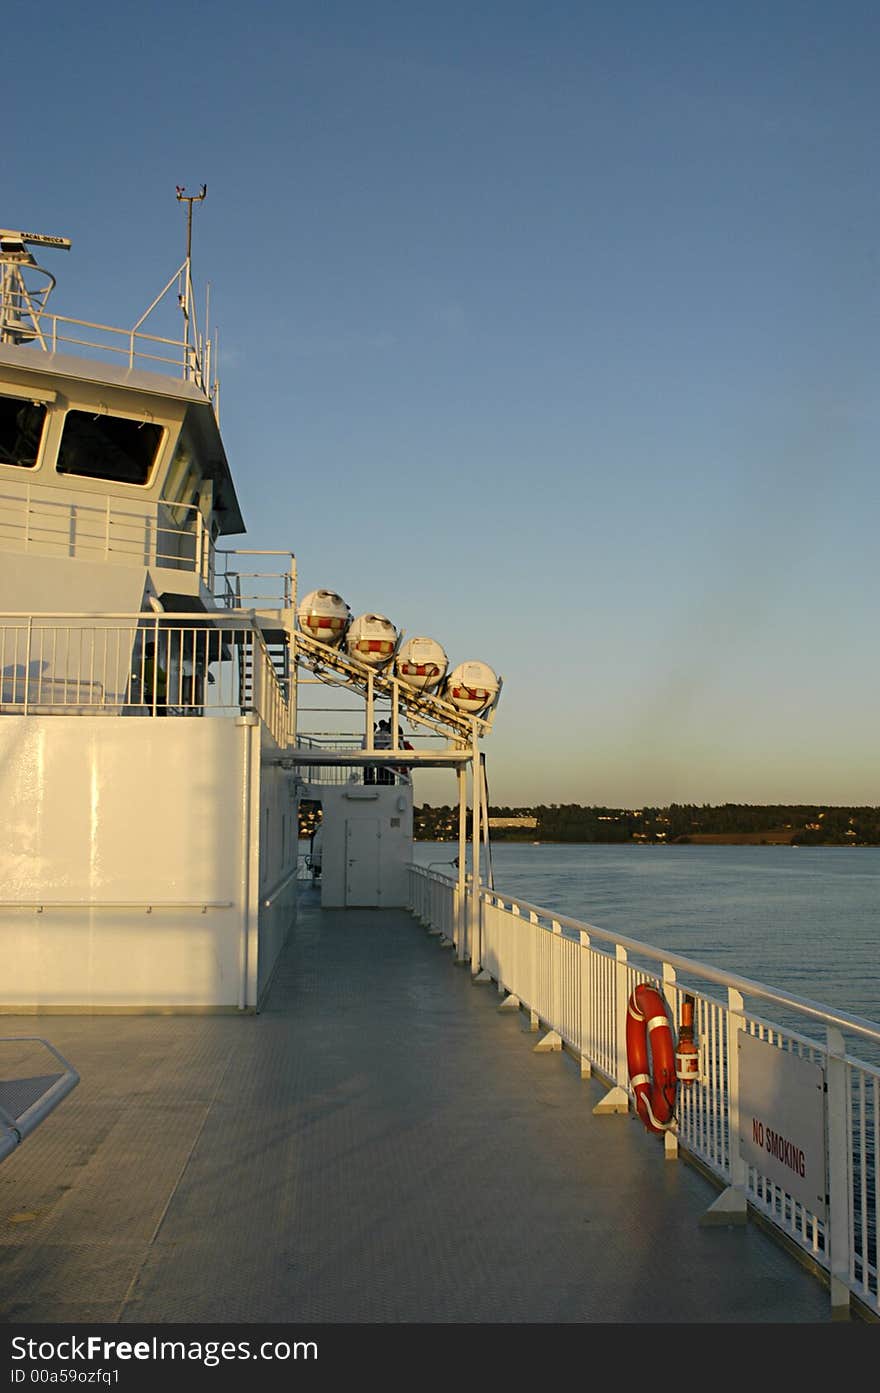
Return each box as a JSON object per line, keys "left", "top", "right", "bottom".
{"left": 0, "top": 900, "right": 233, "bottom": 911}
{"left": 474, "top": 883, "right": 880, "bottom": 1048}
{"left": 0, "top": 483, "right": 216, "bottom": 586}
{"left": 261, "top": 865, "right": 301, "bottom": 909}
{"left": 213, "top": 550, "right": 295, "bottom": 613}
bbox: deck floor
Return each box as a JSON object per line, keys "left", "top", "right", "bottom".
{"left": 0, "top": 891, "right": 840, "bottom": 1325}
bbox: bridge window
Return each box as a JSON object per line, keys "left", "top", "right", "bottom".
{"left": 56, "top": 410, "right": 163, "bottom": 485}
{"left": 0, "top": 394, "right": 47, "bottom": 468}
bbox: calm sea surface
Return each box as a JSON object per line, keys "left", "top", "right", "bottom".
{"left": 411, "top": 841, "right": 880, "bottom": 1031}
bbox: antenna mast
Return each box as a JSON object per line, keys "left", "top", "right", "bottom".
{"left": 175, "top": 184, "right": 206, "bottom": 378}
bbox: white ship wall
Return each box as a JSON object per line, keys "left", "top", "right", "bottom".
{"left": 0, "top": 715, "right": 295, "bottom": 1009}
{"left": 0, "top": 553, "right": 147, "bottom": 616}
{"left": 316, "top": 783, "right": 414, "bottom": 908}
{"left": 255, "top": 755, "right": 299, "bottom": 1002}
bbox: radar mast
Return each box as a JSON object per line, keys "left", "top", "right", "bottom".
{"left": 0, "top": 228, "right": 71, "bottom": 346}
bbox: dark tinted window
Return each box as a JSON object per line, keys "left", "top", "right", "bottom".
{"left": 0, "top": 395, "right": 47, "bottom": 468}
{"left": 57, "top": 410, "right": 162, "bottom": 485}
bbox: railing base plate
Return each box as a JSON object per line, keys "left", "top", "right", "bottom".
{"left": 699, "top": 1186, "right": 748, "bottom": 1227}
{"left": 593, "top": 1085, "right": 629, "bottom": 1116}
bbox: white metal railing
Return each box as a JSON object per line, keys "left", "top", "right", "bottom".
{"left": 214, "top": 550, "right": 294, "bottom": 612}
{"left": 408, "top": 864, "right": 880, "bottom": 1320}
{"left": 0, "top": 479, "right": 216, "bottom": 588}
{"left": 29, "top": 309, "right": 206, "bottom": 383}
{"left": 294, "top": 735, "right": 415, "bottom": 787}
{"left": 1, "top": 256, "right": 212, "bottom": 392}
{"left": 295, "top": 736, "right": 360, "bottom": 786}
{"left": 0, "top": 900, "right": 233, "bottom": 912}
{"left": 0, "top": 613, "right": 289, "bottom": 747}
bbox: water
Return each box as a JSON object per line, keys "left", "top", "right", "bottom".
{"left": 411, "top": 841, "right": 880, "bottom": 1033}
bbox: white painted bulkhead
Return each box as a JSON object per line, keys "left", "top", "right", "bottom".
{"left": 0, "top": 714, "right": 297, "bottom": 1009}
{"left": 314, "top": 783, "right": 414, "bottom": 908}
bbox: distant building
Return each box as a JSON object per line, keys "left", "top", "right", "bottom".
{"left": 488, "top": 816, "right": 538, "bottom": 829}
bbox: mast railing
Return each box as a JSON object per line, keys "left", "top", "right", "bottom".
{"left": 0, "top": 223, "right": 217, "bottom": 406}
{"left": 8, "top": 306, "right": 212, "bottom": 393}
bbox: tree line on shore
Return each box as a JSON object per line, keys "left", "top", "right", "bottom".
{"left": 411, "top": 803, "right": 880, "bottom": 846}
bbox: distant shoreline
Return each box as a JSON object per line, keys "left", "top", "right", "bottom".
{"left": 409, "top": 804, "right": 880, "bottom": 848}
{"left": 414, "top": 836, "right": 880, "bottom": 847}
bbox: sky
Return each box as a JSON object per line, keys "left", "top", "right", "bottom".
{"left": 6, "top": 1, "right": 880, "bottom": 807}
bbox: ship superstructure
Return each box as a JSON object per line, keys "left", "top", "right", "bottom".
{"left": 0, "top": 207, "right": 501, "bottom": 1010}
{"left": 0, "top": 214, "right": 299, "bottom": 1009}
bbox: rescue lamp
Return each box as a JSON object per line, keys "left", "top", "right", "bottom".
{"left": 675, "top": 994, "right": 700, "bottom": 1084}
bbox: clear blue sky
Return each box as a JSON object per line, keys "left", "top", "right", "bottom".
{"left": 8, "top": 1, "right": 880, "bottom": 806}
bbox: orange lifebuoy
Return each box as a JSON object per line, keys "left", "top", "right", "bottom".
{"left": 626, "top": 983, "right": 677, "bottom": 1134}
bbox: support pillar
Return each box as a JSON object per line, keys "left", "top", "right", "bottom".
{"left": 456, "top": 765, "right": 467, "bottom": 961}
{"left": 469, "top": 726, "right": 481, "bottom": 976}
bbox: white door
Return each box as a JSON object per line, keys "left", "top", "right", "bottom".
{"left": 345, "top": 819, "right": 381, "bottom": 906}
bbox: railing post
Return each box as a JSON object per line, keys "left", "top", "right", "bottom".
{"left": 492, "top": 897, "right": 505, "bottom": 993}
{"left": 510, "top": 902, "right": 521, "bottom": 1002}
{"left": 456, "top": 765, "right": 467, "bottom": 960}
{"left": 615, "top": 945, "right": 629, "bottom": 1088}
{"left": 23, "top": 617, "right": 32, "bottom": 713}
{"left": 700, "top": 987, "right": 748, "bottom": 1226}
{"left": 150, "top": 615, "right": 160, "bottom": 714}
{"left": 578, "top": 929, "right": 592, "bottom": 1077}
{"left": 470, "top": 733, "right": 482, "bottom": 976}
{"left": 727, "top": 989, "right": 746, "bottom": 1190}
{"left": 662, "top": 962, "right": 678, "bottom": 1159}
{"left": 366, "top": 672, "right": 374, "bottom": 752}
{"left": 251, "top": 616, "right": 263, "bottom": 719}
{"left": 826, "top": 1025, "right": 851, "bottom": 1318}
{"left": 440, "top": 880, "right": 453, "bottom": 947}
{"left": 529, "top": 910, "right": 540, "bottom": 1030}
{"left": 551, "top": 919, "right": 562, "bottom": 1034}
{"left": 288, "top": 554, "right": 297, "bottom": 746}
{"left": 593, "top": 944, "right": 630, "bottom": 1114}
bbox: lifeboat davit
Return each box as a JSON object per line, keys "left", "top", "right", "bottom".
{"left": 297, "top": 589, "right": 350, "bottom": 647}
{"left": 345, "top": 613, "right": 398, "bottom": 668}
{"left": 444, "top": 660, "right": 499, "bottom": 714}
{"left": 395, "top": 636, "right": 448, "bottom": 692}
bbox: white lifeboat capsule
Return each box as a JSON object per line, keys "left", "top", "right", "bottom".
{"left": 395, "top": 636, "right": 448, "bottom": 692}
{"left": 345, "top": 613, "right": 398, "bottom": 668}
{"left": 444, "top": 660, "right": 499, "bottom": 714}
{"left": 297, "top": 589, "right": 351, "bottom": 647}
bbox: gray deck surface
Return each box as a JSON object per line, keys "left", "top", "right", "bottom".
{"left": 0, "top": 891, "right": 841, "bottom": 1325}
